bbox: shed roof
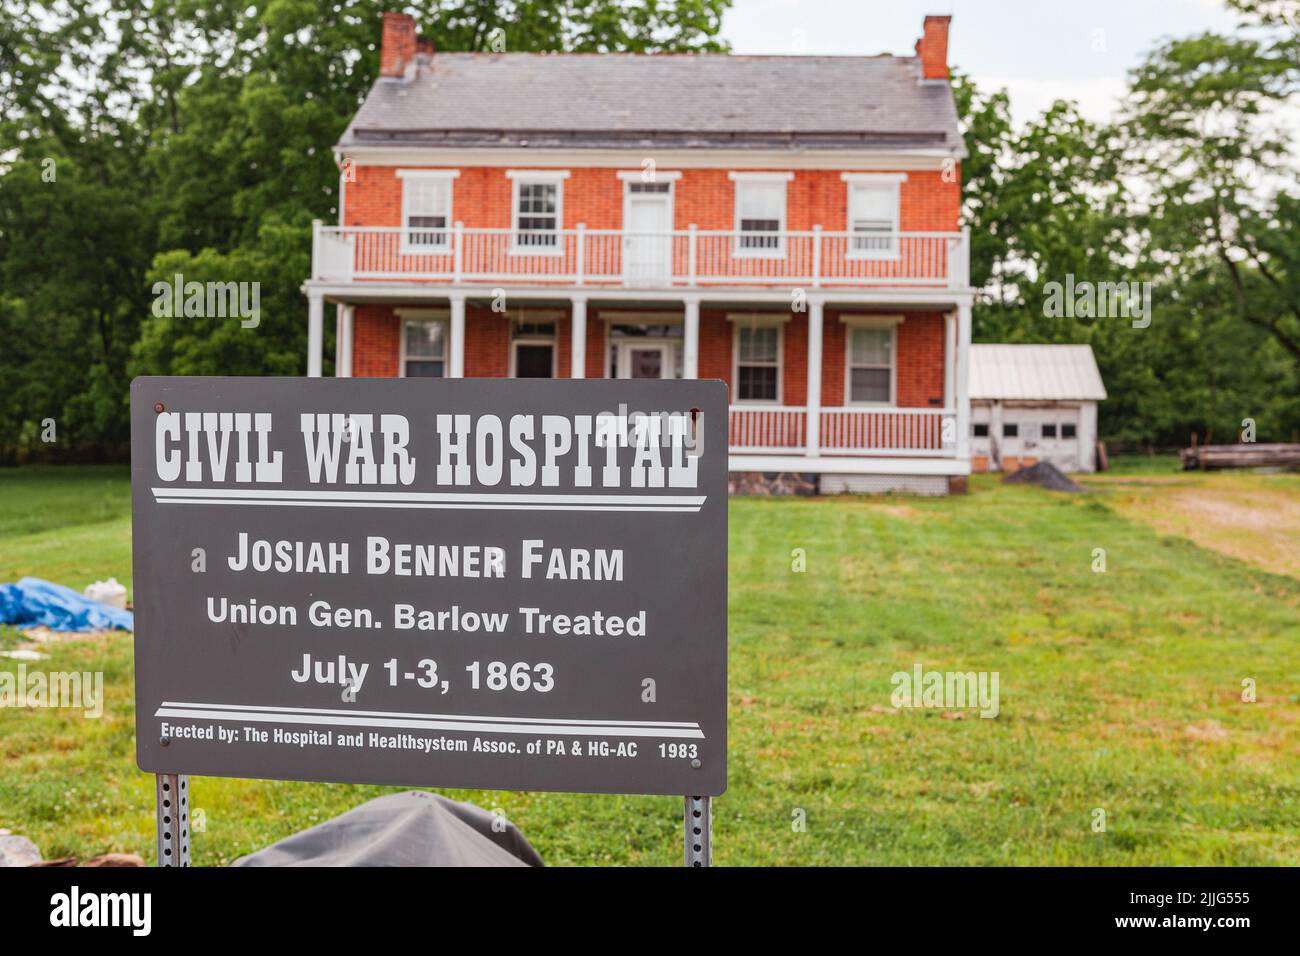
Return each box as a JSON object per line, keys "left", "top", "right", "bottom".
{"left": 969, "top": 345, "right": 1107, "bottom": 402}
{"left": 339, "top": 53, "right": 965, "bottom": 152}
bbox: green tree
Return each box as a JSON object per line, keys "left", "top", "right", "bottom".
{"left": 0, "top": 1, "right": 731, "bottom": 461}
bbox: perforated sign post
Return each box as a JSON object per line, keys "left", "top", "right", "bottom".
{"left": 131, "top": 377, "right": 727, "bottom": 866}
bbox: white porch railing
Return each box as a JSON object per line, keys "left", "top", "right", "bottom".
{"left": 313, "top": 223, "right": 970, "bottom": 289}
{"left": 727, "top": 406, "right": 808, "bottom": 453}
{"left": 730, "top": 406, "right": 957, "bottom": 457}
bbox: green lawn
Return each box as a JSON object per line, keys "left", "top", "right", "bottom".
{"left": 2, "top": 464, "right": 1298, "bottom": 865}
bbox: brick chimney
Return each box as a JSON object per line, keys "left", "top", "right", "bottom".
{"left": 914, "top": 15, "right": 951, "bottom": 81}
{"left": 380, "top": 11, "right": 417, "bottom": 78}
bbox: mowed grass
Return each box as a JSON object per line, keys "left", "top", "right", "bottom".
{"left": 1, "top": 464, "right": 1298, "bottom": 865}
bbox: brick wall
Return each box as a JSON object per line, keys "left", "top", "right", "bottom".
{"left": 821, "top": 310, "right": 946, "bottom": 407}
{"left": 344, "top": 166, "right": 960, "bottom": 234}
{"left": 465, "top": 303, "right": 509, "bottom": 377}
{"left": 351, "top": 302, "right": 947, "bottom": 409}
{"left": 352, "top": 304, "right": 400, "bottom": 377}
{"left": 343, "top": 162, "right": 954, "bottom": 398}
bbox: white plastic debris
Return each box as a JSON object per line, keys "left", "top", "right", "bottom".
{"left": 84, "top": 578, "right": 128, "bottom": 609}
{"left": 0, "top": 835, "right": 42, "bottom": 867}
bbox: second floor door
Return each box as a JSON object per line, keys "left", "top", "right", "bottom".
{"left": 623, "top": 191, "right": 673, "bottom": 286}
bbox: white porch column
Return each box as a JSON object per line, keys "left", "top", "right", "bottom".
{"left": 805, "top": 297, "right": 824, "bottom": 457}
{"left": 336, "top": 304, "right": 354, "bottom": 378}
{"left": 955, "top": 301, "right": 972, "bottom": 460}
{"left": 570, "top": 296, "right": 587, "bottom": 378}
{"left": 943, "top": 310, "right": 957, "bottom": 408}
{"left": 307, "top": 291, "right": 324, "bottom": 377}
{"left": 343, "top": 304, "right": 354, "bottom": 377}
{"left": 449, "top": 294, "right": 466, "bottom": 378}
{"left": 683, "top": 297, "right": 700, "bottom": 378}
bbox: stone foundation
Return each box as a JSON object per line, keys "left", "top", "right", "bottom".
{"left": 727, "top": 472, "right": 820, "bottom": 496}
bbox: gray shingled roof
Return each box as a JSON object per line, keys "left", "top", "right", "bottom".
{"left": 339, "top": 53, "right": 965, "bottom": 152}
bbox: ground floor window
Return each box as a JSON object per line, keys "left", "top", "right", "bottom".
{"left": 403, "top": 318, "right": 446, "bottom": 377}
{"left": 847, "top": 326, "right": 894, "bottom": 404}
{"left": 734, "top": 323, "right": 780, "bottom": 402}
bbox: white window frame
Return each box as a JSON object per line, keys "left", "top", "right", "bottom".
{"left": 841, "top": 173, "right": 905, "bottom": 261}
{"left": 729, "top": 314, "right": 785, "bottom": 405}
{"left": 729, "top": 172, "right": 793, "bottom": 259}
{"left": 842, "top": 314, "right": 902, "bottom": 407}
{"left": 397, "top": 169, "right": 459, "bottom": 255}
{"left": 397, "top": 308, "right": 450, "bottom": 378}
{"left": 507, "top": 170, "right": 570, "bottom": 257}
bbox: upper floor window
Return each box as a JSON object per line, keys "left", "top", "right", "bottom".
{"left": 402, "top": 316, "right": 447, "bottom": 377}
{"left": 842, "top": 173, "right": 904, "bottom": 259}
{"left": 397, "top": 170, "right": 458, "bottom": 253}
{"left": 507, "top": 170, "right": 569, "bottom": 253}
{"left": 733, "top": 320, "right": 782, "bottom": 403}
{"left": 729, "top": 172, "right": 792, "bottom": 257}
{"left": 843, "top": 317, "right": 900, "bottom": 405}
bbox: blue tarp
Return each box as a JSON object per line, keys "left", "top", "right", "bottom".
{"left": 0, "top": 577, "right": 133, "bottom": 632}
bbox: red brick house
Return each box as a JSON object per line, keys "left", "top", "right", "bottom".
{"left": 306, "top": 11, "right": 974, "bottom": 494}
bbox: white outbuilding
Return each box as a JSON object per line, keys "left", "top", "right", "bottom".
{"left": 969, "top": 344, "right": 1108, "bottom": 473}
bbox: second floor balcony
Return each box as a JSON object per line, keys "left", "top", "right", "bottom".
{"left": 312, "top": 222, "right": 971, "bottom": 291}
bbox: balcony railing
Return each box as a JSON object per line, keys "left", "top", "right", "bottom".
{"left": 313, "top": 223, "right": 970, "bottom": 289}
{"left": 729, "top": 406, "right": 957, "bottom": 456}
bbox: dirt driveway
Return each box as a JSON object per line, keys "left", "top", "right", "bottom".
{"left": 1082, "top": 472, "right": 1300, "bottom": 578}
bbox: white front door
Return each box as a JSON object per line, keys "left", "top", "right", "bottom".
{"left": 623, "top": 194, "right": 673, "bottom": 286}
{"left": 616, "top": 342, "right": 673, "bottom": 379}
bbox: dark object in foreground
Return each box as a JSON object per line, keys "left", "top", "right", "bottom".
{"left": 1180, "top": 442, "right": 1300, "bottom": 471}
{"left": 232, "top": 791, "right": 544, "bottom": 867}
{"left": 1001, "top": 461, "right": 1084, "bottom": 493}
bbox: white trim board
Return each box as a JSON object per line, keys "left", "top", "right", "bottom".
{"left": 727, "top": 455, "right": 970, "bottom": 476}
{"left": 336, "top": 147, "right": 964, "bottom": 170}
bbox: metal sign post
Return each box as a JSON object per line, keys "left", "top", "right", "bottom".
{"left": 155, "top": 773, "right": 190, "bottom": 867}
{"left": 684, "top": 795, "right": 713, "bottom": 867}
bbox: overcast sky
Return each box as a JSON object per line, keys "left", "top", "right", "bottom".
{"left": 720, "top": 0, "right": 1241, "bottom": 123}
